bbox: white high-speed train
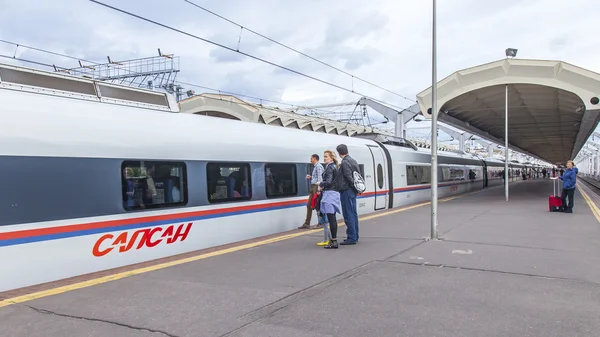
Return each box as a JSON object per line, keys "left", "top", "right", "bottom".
{"left": 0, "top": 63, "right": 542, "bottom": 292}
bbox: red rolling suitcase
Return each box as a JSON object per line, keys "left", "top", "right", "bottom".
{"left": 549, "top": 178, "right": 562, "bottom": 212}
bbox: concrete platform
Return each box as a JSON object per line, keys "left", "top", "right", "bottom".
{"left": 2, "top": 179, "right": 600, "bottom": 337}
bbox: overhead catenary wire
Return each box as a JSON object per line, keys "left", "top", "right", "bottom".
{"left": 88, "top": 0, "right": 410, "bottom": 111}
{"left": 181, "top": 0, "right": 415, "bottom": 104}
{"left": 0, "top": 54, "right": 60, "bottom": 69}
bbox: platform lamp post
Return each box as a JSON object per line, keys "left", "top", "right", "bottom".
{"left": 504, "top": 48, "right": 517, "bottom": 201}
{"left": 430, "top": 0, "right": 439, "bottom": 240}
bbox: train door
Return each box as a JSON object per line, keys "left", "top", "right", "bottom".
{"left": 482, "top": 161, "right": 489, "bottom": 187}
{"left": 368, "top": 145, "right": 388, "bottom": 210}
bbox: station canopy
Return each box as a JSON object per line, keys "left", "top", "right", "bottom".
{"left": 178, "top": 93, "right": 391, "bottom": 137}
{"left": 416, "top": 59, "right": 600, "bottom": 165}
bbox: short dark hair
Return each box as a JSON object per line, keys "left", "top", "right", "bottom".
{"left": 311, "top": 154, "right": 319, "bottom": 161}
{"left": 336, "top": 144, "right": 348, "bottom": 156}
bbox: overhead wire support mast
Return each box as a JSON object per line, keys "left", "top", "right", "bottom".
{"left": 182, "top": 0, "right": 414, "bottom": 103}
{"left": 430, "top": 0, "right": 439, "bottom": 241}
{"left": 505, "top": 84, "right": 509, "bottom": 201}
{"left": 88, "top": 0, "right": 408, "bottom": 111}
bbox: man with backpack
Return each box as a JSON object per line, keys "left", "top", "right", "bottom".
{"left": 336, "top": 144, "right": 364, "bottom": 245}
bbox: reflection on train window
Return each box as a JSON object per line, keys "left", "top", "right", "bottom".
{"left": 121, "top": 161, "right": 187, "bottom": 211}
{"left": 441, "top": 167, "right": 465, "bottom": 182}
{"left": 265, "top": 163, "right": 298, "bottom": 198}
{"left": 467, "top": 167, "right": 482, "bottom": 180}
{"left": 377, "top": 164, "right": 384, "bottom": 189}
{"left": 488, "top": 168, "right": 503, "bottom": 179}
{"left": 207, "top": 162, "right": 251, "bottom": 203}
{"left": 406, "top": 165, "right": 431, "bottom": 185}
{"left": 358, "top": 164, "right": 365, "bottom": 179}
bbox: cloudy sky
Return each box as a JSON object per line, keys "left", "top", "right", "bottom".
{"left": 0, "top": 0, "right": 598, "bottom": 141}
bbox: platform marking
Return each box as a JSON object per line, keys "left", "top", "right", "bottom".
{"left": 0, "top": 189, "right": 481, "bottom": 308}
{"left": 577, "top": 183, "right": 600, "bottom": 223}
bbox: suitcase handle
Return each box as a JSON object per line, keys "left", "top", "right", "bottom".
{"left": 552, "top": 177, "right": 561, "bottom": 196}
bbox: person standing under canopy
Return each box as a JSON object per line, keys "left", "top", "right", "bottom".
{"left": 554, "top": 160, "right": 578, "bottom": 214}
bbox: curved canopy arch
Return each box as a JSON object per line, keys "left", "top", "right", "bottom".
{"left": 416, "top": 59, "right": 600, "bottom": 164}
{"left": 193, "top": 110, "right": 241, "bottom": 121}
{"left": 179, "top": 93, "right": 390, "bottom": 138}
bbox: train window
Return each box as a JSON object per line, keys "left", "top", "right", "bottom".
{"left": 377, "top": 164, "right": 384, "bottom": 189}
{"left": 441, "top": 167, "right": 465, "bottom": 182}
{"left": 307, "top": 163, "right": 314, "bottom": 190}
{"left": 488, "top": 168, "right": 503, "bottom": 179}
{"left": 470, "top": 167, "right": 483, "bottom": 180}
{"left": 489, "top": 168, "right": 504, "bottom": 179}
{"left": 207, "top": 162, "right": 251, "bottom": 203}
{"left": 121, "top": 161, "right": 187, "bottom": 211}
{"left": 406, "top": 165, "right": 431, "bottom": 185}
{"left": 265, "top": 163, "right": 298, "bottom": 198}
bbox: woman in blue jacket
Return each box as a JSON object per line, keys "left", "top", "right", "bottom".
{"left": 558, "top": 160, "right": 578, "bottom": 213}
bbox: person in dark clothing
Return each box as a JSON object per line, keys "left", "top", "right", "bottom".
{"left": 336, "top": 144, "right": 360, "bottom": 245}
{"left": 318, "top": 150, "right": 342, "bottom": 249}
{"left": 558, "top": 160, "right": 578, "bottom": 213}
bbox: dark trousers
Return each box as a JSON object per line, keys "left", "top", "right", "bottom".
{"left": 327, "top": 213, "right": 338, "bottom": 239}
{"left": 561, "top": 188, "right": 575, "bottom": 210}
{"left": 340, "top": 189, "right": 359, "bottom": 242}
{"left": 304, "top": 184, "right": 319, "bottom": 225}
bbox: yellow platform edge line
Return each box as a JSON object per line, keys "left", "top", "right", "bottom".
{"left": 577, "top": 183, "right": 600, "bottom": 223}
{"left": 0, "top": 189, "right": 478, "bottom": 308}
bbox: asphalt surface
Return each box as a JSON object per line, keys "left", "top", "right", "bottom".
{"left": 2, "top": 179, "right": 599, "bottom": 337}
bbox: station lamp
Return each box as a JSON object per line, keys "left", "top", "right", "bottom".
{"left": 505, "top": 48, "right": 518, "bottom": 58}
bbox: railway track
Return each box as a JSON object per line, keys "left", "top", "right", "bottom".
{"left": 579, "top": 175, "right": 600, "bottom": 194}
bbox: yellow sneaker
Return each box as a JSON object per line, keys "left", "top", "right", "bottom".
{"left": 317, "top": 241, "right": 330, "bottom": 247}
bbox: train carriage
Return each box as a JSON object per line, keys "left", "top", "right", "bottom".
{"left": 0, "top": 63, "right": 528, "bottom": 292}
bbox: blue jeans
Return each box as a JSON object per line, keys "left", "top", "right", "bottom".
{"left": 340, "top": 189, "right": 358, "bottom": 242}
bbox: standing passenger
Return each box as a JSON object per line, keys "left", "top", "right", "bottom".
{"left": 336, "top": 144, "right": 360, "bottom": 245}
{"left": 300, "top": 154, "right": 324, "bottom": 229}
{"left": 319, "top": 150, "right": 342, "bottom": 249}
{"left": 558, "top": 160, "right": 578, "bottom": 213}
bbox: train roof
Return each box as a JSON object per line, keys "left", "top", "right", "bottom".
{"left": 0, "top": 87, "right": 388, "bottom": 162}
{"left": 1, "top": 87, "right": 495, "bottom": 165}
{"left": 0, "top": 62, "right": 539, "bottom": 166}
